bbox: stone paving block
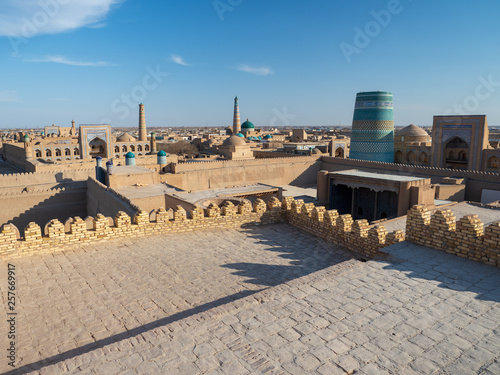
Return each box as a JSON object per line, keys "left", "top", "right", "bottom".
{"left": 2, "top": 227, "right": 500, "bottom": 374}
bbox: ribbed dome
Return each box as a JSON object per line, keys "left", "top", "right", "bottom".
{"left": 397, "top": 124, "right": 428, "bottom": 137}
{"left": 223, "top": 135, "right": 246, "bottom": 146}
{"left": 116, "top": 132, "right": 136, "bottom": 142}
{"left": 241, "top": 119, "right": 254, "bottom": 129}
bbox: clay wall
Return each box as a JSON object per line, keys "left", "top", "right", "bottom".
{"left": 435, "top": 184, "right": 466, "bottom": 201}
{"left": 406, "top": 205, "right": 500, "bottom": 267}
{"left": 86, "top": 177, "right": 139, "bottom": 218}
{"left": 170, "top": 156, "right": 321, "bottom": 190}
{"left": 164, "top": 194, "right": 196, "bottom": 213}
{"left": 0, "top": 168, "right": 95, "bottom": 188}
{"left": 131, "top": 195, "right": 168, "bottom": 214}
{"left": 0, "top": 184, "right": 87, "bottom": 230}
{"left": 3, "top": 143, "right": 27, "bottom": 170}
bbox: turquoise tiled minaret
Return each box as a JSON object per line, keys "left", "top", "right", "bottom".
{"left": 349, "top": 91, "right": 394, "bottom": 162}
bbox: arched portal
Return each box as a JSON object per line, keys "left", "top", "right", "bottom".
{"left": 89, "top": 137, "right": 107, "bottom": 158}
{"left": 407, "top": 151, "right": 416, "bottom": 164}
{"left": 444, "top": 137, "right": 469, "bottom": 169}
{"left": 335, "top": 147, "right": 344, "bottom": 158}
{"left": 395, "top": 150, "right": 403, "bottom": 163}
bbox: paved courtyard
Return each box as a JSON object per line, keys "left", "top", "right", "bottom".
{"left": 1, "top": 223, "right": 500, "bottom": 374}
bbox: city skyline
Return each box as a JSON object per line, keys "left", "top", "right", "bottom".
{"left": 1, "top": 0, "right": 500, "bottom": 128}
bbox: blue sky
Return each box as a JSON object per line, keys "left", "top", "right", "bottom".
{"left": 1, "top": 0, "right": 500, "bottom": 128}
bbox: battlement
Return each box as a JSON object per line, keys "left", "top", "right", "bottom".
{"left": 2, "top": 195, "right": 499, "bottom": 268}
{"left": 321, "top": 156, "right": 500, "bottom": 181}
{"left": 282, "top": 197, "right": 404, "bottom": 259}
{"left": 0, "top": 198, "right": 285, "bottom": 257}
{"left": 0, "top": 168, "right": 95, "bottom": 188}
{"left": 406, "top": 205, "right": 500, "bottom": 267}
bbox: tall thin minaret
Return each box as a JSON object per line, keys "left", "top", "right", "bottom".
{"left": 232, "top": 96, "right": 241, "bottom": 135}
{"left": 139, "top": 103, "right": 147, "bottom": 141}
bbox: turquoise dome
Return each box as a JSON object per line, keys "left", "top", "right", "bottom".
{"left": 241, "top": 119, "right": 254, "bottom": 129}
{"left": 157, "top": 150, "right": 167, "bottom": 156}
{"left": 236, "top": 133, "right": 244, "bottom": 137}
{"left": 264, "top": 134, "right": 272, "bottom": 139}
{"left": 125, "top": 152, "right": 135, "bottom": 158}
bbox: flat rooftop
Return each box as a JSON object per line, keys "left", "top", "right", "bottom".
{"left": 2, "top": 224, "right": 499, "bottom": 374}
{"left": 330, "top": 169, "right": 427, "bottom": 182}
{"left": 114, "top": 183, "right": 181, "bottom": 199}
{"left": 111, "top": 165, "right": 153, "bottom": 175}
{"left": 171, "top": 183, "right": 280, "bottom": 203}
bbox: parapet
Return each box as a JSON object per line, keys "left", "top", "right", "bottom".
{"left": 406, "top": 205, "right": 500, "bottom": 267}
{"left": 0, "top": 198, "right": 285, "bottom": 257}
{"left": 283, "top": 197, "right": 405, "bottom": 260}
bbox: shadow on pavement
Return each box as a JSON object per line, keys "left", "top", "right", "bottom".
{"left": 381, "top": 242, "right": 500, "bottom": 303}
{"left": 5, "top": 289, "right": 262, "bottom": 375}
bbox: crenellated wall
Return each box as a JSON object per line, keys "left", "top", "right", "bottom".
{"left": 2, "top": 193, "right": 499, "bottom": 269}
{"left": 0, "top": 199, "right": 285, "bottom": 257}
{"left": 406, "top": 205, "right": 500, "bottom": 267}
{"left": 0, "top": 168, "right": 95, "bottom": 188}
{"left": 282, "top": 197, "right": 405, "bottom": 259}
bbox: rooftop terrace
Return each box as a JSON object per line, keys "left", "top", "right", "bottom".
{"left": 1, "top": 223, "right": 499, "bottom": 374}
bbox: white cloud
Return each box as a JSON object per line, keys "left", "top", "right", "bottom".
{"left": 24, "top": 55, "right": 115, "bottom": 66}
{"left": 0, "top": 0, "right": 123, "bottom": 37}
{"left": 171, "top": 54, "right": 191, "bottom": 67}
{"left": 0, "top": 91, "right": 19, "bottom": 102}
{"left": 236, "top": 64, "right": 274, "bottom": 76}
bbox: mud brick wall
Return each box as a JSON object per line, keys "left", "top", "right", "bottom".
{"left": 0, "top": 198, "right": 286, "bottom": 257}
{"left": 406, "top": 205, "right": 500, "bottom": 267}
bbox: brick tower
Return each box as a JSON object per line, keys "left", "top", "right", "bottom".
{"left": 139, "top": 103, "right": 147, "bottom": 142}
{"left": 233, "top": 96, "right": 241, "bottom": 135}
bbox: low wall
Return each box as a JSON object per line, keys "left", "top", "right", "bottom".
{"left": 2, "top": 195, "right": 499, "bottom": 269}
{"left": 86, "top": 177, "right": 140, "bottom": 218}
{"left": 0, "top": 199, "right": 285, "bottom": 257}
{"left": 406, "top": 205, "right": 500, "bottom": 267}
{"left": 282, "top": 197, "right": 404, "bottom": 259}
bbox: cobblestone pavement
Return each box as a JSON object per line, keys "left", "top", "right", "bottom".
{"left": 2, "top": 225, "right": 500, "bottom": 375}
{"left": 0, "top": 224, "right": 354, "bottom": 374}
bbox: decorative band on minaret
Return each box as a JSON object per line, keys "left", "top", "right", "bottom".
{"left": 233, "top": 96, "right": 241, "bottom": 135}
{"left": 139, "top": 103, "right": 147, "bottom": 141}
